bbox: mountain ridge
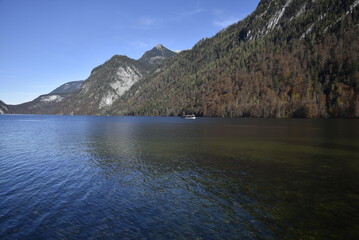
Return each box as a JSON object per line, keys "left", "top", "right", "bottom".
{"left": 110, "top": 0, "right": 358, "bottom": 118}
{"left": 50, "top": 80, "right": 84, "bottom": 95}
{"left": 5, "top": 0, "right": 359, "bottom": 118}
{"left": 8, "top": 45, "right": 177, "bottom": 115}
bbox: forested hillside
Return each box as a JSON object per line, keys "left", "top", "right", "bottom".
{"left": 111, "top": 0, "right": 359, "bottom": 118}
{"left": 6, "top": 0, "right": 358, "bottom": 118}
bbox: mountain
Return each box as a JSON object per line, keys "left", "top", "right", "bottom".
{"left": 54, "top": 55, "right": 153, "bottom": 115}
{"left": 8, "top": 94, "right": 69, "bottom": 114}
{"left": 6, "top": 0, "right": 358, "bottom": 118}
{"left": 50, "top": 80, "right": 84, "bottom": 95}
{"left": 139, "top": 44, "right": 177, "bottom": 66}
{"left": 8, "top": 45, "right": 177, "bottom": 115}
{"left": 0, "top": 100, "right": 8, "bottom": 114}
{"left": 110, "top": 0, "right": 359, "bottom": 118}
{"left": 8, "top": 80, "right": 84, "bottom": 114}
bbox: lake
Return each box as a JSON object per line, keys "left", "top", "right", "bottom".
{"left": 0, "top": 115, "right": 358, "bottom": 239}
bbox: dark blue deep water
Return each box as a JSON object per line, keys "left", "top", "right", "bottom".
{"left": 0, "top": 115, "right": 358, "bottom": 239}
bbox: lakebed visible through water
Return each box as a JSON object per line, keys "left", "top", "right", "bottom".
{"left": 0, "top": 115, "right": 358, "bottom": 239}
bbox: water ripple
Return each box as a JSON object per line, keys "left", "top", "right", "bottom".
{"left": 0, "top": 115, "right": 358, "bottom": 239}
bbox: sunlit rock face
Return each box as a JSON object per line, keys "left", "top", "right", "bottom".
{"left": 8, "top": 45, "right": 177, "bottom": 115}
{"left": 56, "top": 45, "right": 176, "bottom": 115}
{"left": 0, "top": 100, "right": 8, "bottom": 114}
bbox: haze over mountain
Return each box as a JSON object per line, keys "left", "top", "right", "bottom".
{"left": 3, "top": 0, "right": 358, "bottom": 118}
{"left": 5, "top": 80, "right": 85, "bottom": 115}
{"left": 50, "top": 81, "right": 84, "bottom": 95}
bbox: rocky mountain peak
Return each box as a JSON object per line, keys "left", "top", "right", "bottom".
{"left": 139, "top": 44, "right": 177, "bottom": 65}
{"left": 155, "top": 44, "right": 164, "bottom": 50}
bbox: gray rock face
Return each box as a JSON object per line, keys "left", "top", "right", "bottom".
{"left": 0, "top": 100, "right": 8, "bottom": 114}
{"left": 8, "top": 44, "right": 177, "bottom": 115}
{"left": 56, "top": 55, "right": 152, "bottom": 115}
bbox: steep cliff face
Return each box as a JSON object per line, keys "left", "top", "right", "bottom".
{"left": 0, "top": 100, "right": 8, "bottom": 114}
{"left": 55, "top": 55, "right": 152, "bottom": 115}
{"left": 241, "top": 0, "right": 359, "bottom": 40}
{"left": 111, "top": 0, "right": 359, "bottom": 118}
{"left": 8, "top": 45, "right": 177, "bottom": 115}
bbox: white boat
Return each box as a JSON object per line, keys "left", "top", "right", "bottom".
{"left": 182, "top": 114, "right": 196, "bottom": 119}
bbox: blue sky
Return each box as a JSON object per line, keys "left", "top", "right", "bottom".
{"left": 0, "top": 0, "right": 260, "bottom": 104}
